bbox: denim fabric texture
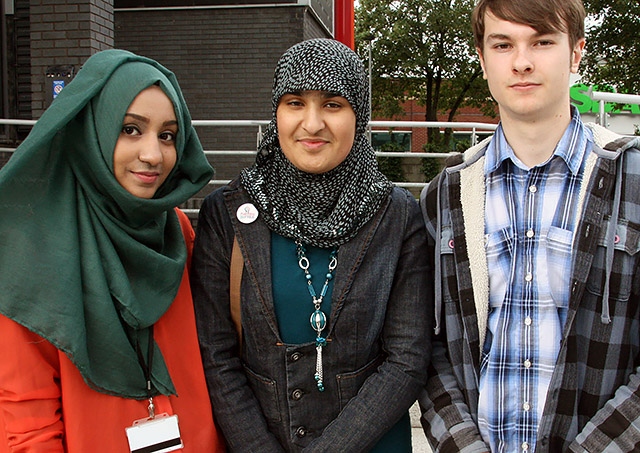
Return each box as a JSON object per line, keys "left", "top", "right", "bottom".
{"left": 191, "top": 178, "right": 433, "bottom": 452}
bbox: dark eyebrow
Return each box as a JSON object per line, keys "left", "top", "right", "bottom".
{"left": 287, "top": 90, "right": 343, "bottom": 99}
{"left": 486, "top": 30, "right": 554, "bottom": 42}
{"left": 123, "top": 112, "right": 178, "bottom": 128}
{"left": 123, "top": 112, "right": 148, "bottom": 123}
{"left": 486, "top": 33, "right": 511, "bottom": 41}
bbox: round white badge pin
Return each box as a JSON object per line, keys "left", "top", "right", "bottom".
{"left": 236, "top": 203, "right": 259, "bottom": 224}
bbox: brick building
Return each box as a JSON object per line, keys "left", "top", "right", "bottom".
{"left": 372, "top": 99, "right": 499, "bottom": 154}
{"left": 0, "top": 0, "right": 337, "bottom": 186}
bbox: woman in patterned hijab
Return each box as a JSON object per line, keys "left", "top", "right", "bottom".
{"left": 192, "top": 38, "right": 432, "bottom": 452}
{"left": 241, "top": 38, "right": 393, "bottom": 248}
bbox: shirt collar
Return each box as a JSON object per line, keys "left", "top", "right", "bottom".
{"left": 484, "top": 106, "right": 593, "bottom": 175}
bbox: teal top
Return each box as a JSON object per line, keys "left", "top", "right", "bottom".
{"left": 271, "top": 233, "right": 335, "bottom": 343}
{"left": 271, "top": 233, "right": 412, "bottom": 452}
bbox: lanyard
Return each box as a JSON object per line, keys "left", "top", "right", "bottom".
{"left": 135, "top": 325, "right": 156, "bottom": 419}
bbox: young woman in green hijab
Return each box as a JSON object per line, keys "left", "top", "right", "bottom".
{"left": 0, "top": 49, "right": 225, "bottom": 452}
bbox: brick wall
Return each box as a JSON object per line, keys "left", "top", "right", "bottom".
{"left": 8, "top": 2, "right": 331, "bottom": 199}
{"left": 29, "top": 0, "right": 114, "bottom": 116}
{"left": 115, "top": 5, "right": 330, "bottom": 200}
{"left": 0, "top": 152, "right": 12, "bottom": 169}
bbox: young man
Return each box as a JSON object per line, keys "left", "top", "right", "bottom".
{"left": 419, "top": 0, "right": 640, "bottom": 451}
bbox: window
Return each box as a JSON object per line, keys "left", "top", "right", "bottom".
{"left": 371, "top": 131, "right": 411, "bottom": 151}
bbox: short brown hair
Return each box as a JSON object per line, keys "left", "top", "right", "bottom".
{"left": 472, "top": 0, "right": 586, "bottom": 51}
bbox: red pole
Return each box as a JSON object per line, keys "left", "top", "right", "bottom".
{"left": 334, "top": 0, "right": 355, "bottom": 49}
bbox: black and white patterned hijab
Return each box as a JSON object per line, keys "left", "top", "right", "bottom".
{"left": 240, "top": 38, "right": 393, "bottom": 248}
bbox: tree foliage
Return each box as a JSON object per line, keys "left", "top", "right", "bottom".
{"left": 582, "top": 0, "right": 640, "bottom": 95}
{"left": 355, "top": 0, "right": 493, "bottom": 144}
{"left": 377, "top": 141, "right": 407, "bottom": 183}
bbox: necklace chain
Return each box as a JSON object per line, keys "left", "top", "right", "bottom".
{"left": 296, "top": 240, "right": 337, "bottom": 392}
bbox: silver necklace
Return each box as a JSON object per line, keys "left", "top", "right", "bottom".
{"left": 295, "top": 241, "right": 338, "bottom": 392}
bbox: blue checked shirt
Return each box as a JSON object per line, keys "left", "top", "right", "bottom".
{"left": 478, "top": 109, "right": 593, "bottom": 452}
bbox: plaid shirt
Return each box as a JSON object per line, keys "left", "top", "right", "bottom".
{"left": 419, "top": 122, "right": 640, "bottom": 453}
{"left": 478, "top": 115, "right": 591, "bottom": 452}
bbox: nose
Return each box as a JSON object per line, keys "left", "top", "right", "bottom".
{"left": 138, "top": 136, "right": 163, "bottom": 166}
{"left": 512, "top": 47, "right": 533, "bottom": 74}
{"left": 301, "top": 105, "right": 325, "bottom": 134}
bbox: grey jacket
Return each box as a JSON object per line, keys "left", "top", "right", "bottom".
{"left": 191, "top": 178, "right": 433, "bottom": 452}
{"left": 418, "top": 123, "right": 640, "bottom": 452}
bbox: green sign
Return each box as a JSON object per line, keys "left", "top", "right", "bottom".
{"left": 571, "top": 83, "right": 640, "bottom": 115}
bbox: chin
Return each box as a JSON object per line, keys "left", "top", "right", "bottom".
{"left": 127, "top": 187, "right": 156, "bottom": 199}
{"left": 296, "top": 162, "right": 326, "bottom": 174}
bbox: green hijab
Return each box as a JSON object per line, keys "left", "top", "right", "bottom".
{"left": 0, "top": 49, "right": 213, "bottom": 398}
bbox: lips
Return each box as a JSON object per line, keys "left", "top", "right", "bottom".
{"left": 132, "top": 171, "right": 160, "bottom": 184}
{"left": 510, "top": 82, "right": 540, "bottom": 90}
{"left": 298, "top": 137, "right": 329, "bottom": 150}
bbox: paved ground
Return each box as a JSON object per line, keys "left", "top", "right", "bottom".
{"left": 410, "top": 402, "right": 432, "bottom": 452}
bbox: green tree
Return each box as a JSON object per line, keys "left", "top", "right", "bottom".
{"left": 355, "top": 0, "right": 493, "bottom": 145}
{"left": 377, "top": 140, "right": 407, "bottom": 183}
{"left": 582, "top": 1, "right": 640, "bottom": 95}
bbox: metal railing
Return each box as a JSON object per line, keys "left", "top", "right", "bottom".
{"left": 588, "top": 89, "right": 640, "bottom": 128}
{"left": 0, "top": 118, "right": 498, "bottom": 191}
{"left": 2, "top": 93, "right": 638, "bottom": 218}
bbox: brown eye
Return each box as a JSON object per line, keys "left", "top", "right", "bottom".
{"left": 122, "top": 125, "right": 140, "bottom": 135}
{"left": 159, "top": 131, "right": 176, "bottom": 142}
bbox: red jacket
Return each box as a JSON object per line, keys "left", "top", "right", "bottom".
{"left": 0, "top": 210, "right": 225, "bottom": 452}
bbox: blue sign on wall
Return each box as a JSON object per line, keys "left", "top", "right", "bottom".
{"left": 52, "top": 80, "right": 65, "bottom": 99}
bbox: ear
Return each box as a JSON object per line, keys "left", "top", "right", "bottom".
{"left": 570, "top": 38, "right": 586, "bottom": 74}
{"left": 476, "top": 47, "right": 487, "bottom": 80}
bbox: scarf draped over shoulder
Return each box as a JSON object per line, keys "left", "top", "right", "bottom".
{"left": 0, "top": 49, "right": 213, "bottom": 399}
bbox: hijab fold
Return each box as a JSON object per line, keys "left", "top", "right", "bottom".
{"left": 0, "top": 49, "right": 213, "bottom": 398}
{"left": 241, "top": 39, "right": 393, "bottom": 248}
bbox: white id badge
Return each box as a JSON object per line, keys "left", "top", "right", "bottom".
{"left": 125, "top": 413, "right": 183, "bottom": 453}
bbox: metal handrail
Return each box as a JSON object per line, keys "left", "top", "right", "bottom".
{"left": 0, "top": 119, "right": 499, "bottom": 190}
{"left": 0, "top": 118, "right": 498, "bottom": 130}
{"left": 588, "top": 89, "right": 640, "bottom": 128}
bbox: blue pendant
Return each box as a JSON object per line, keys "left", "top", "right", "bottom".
{"left": 310, "top": 309, "right": 327, "bottom": 332}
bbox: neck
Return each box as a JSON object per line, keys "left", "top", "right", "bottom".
{"left": 500, "top": 109, "right": 572, "bottom": 168}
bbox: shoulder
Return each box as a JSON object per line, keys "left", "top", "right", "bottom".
{"left": 173, "top": 208, "right": 195, "bottom": 260}
{"left": 389, "top": 185, "right": 417, "bottom": 204}
{"left": 460, "top": 135, "right": 492, "bottom": 167}
{"left": 174, "top": 207, "right": 192, "bottom": 227}
{"left": 174, "top": 207, "right": 195, "bottom": 242}
{"left": 387, "top": 186, "right": 422, "bottom": 216}
{"left": 383, "top": 187, "right": 426, "bottom": 236}
{"left": 201, "top": 177, "right": 243, "bottom": 211}
{"left": 586, "top": 122, "right": 629, "bottom": 150}
{"left": 419, "top": 174, "right": 444, "bottom": 239}
{"left": 587, "top": 122, "right": 640, "bottom": 158}
{"left": 585, "top": 124, "right": 640, "bottom": 185}
{"left": 418, "top": 139, "right": 490, "bottom": 236}
{"left": 195, "top": 178, "right": 253, "bottom": 243}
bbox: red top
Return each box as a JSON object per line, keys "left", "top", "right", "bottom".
{"left": 0, "top": 210, "right": 225, "bottom": 452}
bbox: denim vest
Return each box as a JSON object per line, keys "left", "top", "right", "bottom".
{"left": 192, "top": 178, "right": 433, "bottom": 452}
